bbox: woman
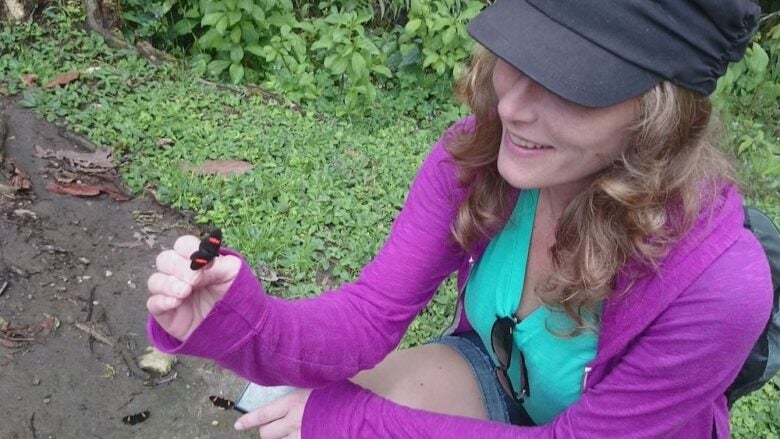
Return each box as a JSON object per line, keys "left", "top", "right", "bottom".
{"left": 145, "top": 0, "right": 773, "bottom": 437}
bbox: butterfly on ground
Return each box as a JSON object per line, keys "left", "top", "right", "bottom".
{"left": 209, "top": 395, "right": 236, "bottom": 410}
{"left": 122, "top": 410, "right": 150, "bottom": 425}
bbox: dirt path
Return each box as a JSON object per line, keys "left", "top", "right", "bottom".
{"left": 0, "top": 98, "right": 253, "bottom": 438}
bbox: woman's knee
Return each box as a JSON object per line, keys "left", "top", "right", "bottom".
{"left": 350, "top": 343, "right": 488, "bottom": 420}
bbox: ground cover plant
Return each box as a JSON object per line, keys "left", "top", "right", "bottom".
{"left": 1, "top": 1, "right": 778, "bottom": 436}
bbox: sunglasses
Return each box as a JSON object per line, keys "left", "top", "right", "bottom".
{"left": 490, "top": 315, "right": 530, "bottom": 402}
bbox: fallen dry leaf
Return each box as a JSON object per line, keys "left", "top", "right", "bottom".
{"left": 43, "top": 71, "right": 80, "bottom": 89}
{"left": 0, "top": 338, "right": 19, "bottom": 348}
{"left": 45, "top": 182, "right": 129, "bottom": 201}
{"left": 21, "top": 74, "right": 38, "bottom": 88}
{"left": 34, "top": 145, "right": 114, "bottom": 171}
{"left": 35, "top": 314, "right": 59, "bottom": 338}
{"left": 7, "top": 158, "right": 31, "bottom": 190}
{"left": 46, "top": 182, "right": 100, "bottom": 197}
{"left": 54, "top": 169, "right": 80, "bottom": 184}
{"left": 156, "top": 138, "right": 176, "bottom": 148}
{"left": 183, "top": 159, "right": 255, "bottom": 176}
{"left": 133, "top": 226, "right": 157, "bottom": 248}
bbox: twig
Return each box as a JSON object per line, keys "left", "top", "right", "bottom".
{"left": 0, "top": 281, "right": 8, "bottom": 297}
{"left": 29, "top": 412, "right": 37, "bottom": 439}
{"left": 145, "top": 371, "right": 178, "bottom": 387}
{"left": 116, "top": 336, "right": 151, "bottom": 380}
{"left": 72, "top": 322, "right": 114, "bottom": 347}
{"left": 85, "top": 285, "right": 97, "bottom": 322}
{"left": 197, "top": 78, "right": 304, "bottom": 114}
{"left": 0, "top": 111, "right": 8, "bottom": 160}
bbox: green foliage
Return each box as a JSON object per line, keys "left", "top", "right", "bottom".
{"left": 713, "top": 20, "right": 780, "bottom": 221}
{"left": 117, "top": 0, "right": 487, "bottom": 111}
{"left": 395, "top": 0, "right": 482, "bottom": 78}
{"left": 731, "top": 376, "right": 780, "bottom": 439}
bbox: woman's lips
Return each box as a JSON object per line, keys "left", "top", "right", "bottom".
{"left": 504, "top": 131, "right": 554, "bottom": 156}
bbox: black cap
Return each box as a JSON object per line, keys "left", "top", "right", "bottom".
{"left": 468, "top": 0, "right": 761, "bottom": 107}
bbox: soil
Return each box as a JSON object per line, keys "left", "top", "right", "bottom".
{"left": 0, "top": 98, "right": 254, "bottom": 438}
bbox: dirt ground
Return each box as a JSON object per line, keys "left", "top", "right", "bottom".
{"left": 0, "top": 98, "right": 255, "bottom": 438}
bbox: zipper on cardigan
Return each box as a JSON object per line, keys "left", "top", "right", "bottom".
{"left": 440, "top": 256, "right": 475, "bottom": 337}
{"left": 581, "top": 366, "right": 593, "bottom": 393}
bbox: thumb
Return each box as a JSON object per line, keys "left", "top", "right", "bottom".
{"left": 194, "top": 253, "right": 242, "bottom": 288}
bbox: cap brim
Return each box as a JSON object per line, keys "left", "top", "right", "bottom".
{"left": 468, "top": 0, "right": 661, "bottom": 107}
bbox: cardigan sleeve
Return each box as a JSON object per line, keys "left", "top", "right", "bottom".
{"left": 147, "top": 124, "right": 469, "bottom": 387}
{"left": 300, "top": 230, "right": 773, "bottom": 437}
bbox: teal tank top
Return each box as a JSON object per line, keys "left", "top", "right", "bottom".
{"left": 464, "top": 189, "right": 599, "bottom": 425}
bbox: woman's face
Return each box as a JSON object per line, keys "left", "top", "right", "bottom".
{"left": 493, "top": 58, "right": 639, "bottom": 197}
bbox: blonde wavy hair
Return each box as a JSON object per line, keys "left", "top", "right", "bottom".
{"left": 447, "top": 49, "right": 736, "bottom": 332}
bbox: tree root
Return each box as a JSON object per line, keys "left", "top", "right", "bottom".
{"left": 82, "top": 0, "right": 175, "bottom": 65}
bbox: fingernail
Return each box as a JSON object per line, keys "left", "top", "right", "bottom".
{"left": 175, "top": 283, "right": 186, "bottom": 296}
{"left": 233, "top": 421, "right": 242, "bottom": 430}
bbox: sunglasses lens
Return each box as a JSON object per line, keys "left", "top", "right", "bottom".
{"left": 491, "top": 317, "right": 514, "bottom": 366}
{"left": 495, "top": 368, "right": 515, "bottom": 399}
{"left": 517, "top": 351, "right": 529, "bottom": 398}
{"left": 491, "top": 316, "right": 531, "bottom": 402}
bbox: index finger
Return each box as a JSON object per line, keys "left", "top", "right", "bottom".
{"left": 173, "top": 235, "right": 201, "bottom": 259}
{"left": 154, "top": 234, "right": 203, "bottom": 284}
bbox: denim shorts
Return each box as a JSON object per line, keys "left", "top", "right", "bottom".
{"left": 428, "top": 331, "right": 536, "bottom": 426}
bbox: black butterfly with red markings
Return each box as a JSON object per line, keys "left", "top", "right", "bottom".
{"left": 190, "top": 229, "right": 222, "bottom": 270}
{"left": 209, "top": 395, "right": 236, "bottom": 410}
{"left": 122, "top": 410, "right": 150, "bottom": 425}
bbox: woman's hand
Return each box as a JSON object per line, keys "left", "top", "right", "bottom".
{"left": 146, "top": 235, "right": 241, "bottom": 341}
{"left": 234, "top": 388, "right": 313, "bottom": 439}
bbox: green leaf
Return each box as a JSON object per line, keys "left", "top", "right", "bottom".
{"left": 251, "top": 5, "right": 266, "bottom": 23}
{"left": 230, "top": 63, "right": 245, "bottom": 84}
{"left": 172, "top": 19, "right": 195, "bottom": 36}
{"left": 198, "top": 28, "right": 224, "bottom": 48}
{"left": 246, "top": 44, "right": 265, "bottom": 57}
{"left": 746, "top": 44, "right": 769, "bottom": 74}
{"left": 240, "top": 20, "right": 259, "bottom": 44}
{"left": 331, "top": 56, "right": 348, "bottom": 75}
{"left": 405, "top": 18, "right": 422, "bottom": 33}
{"left": 207, "top": 59, "right": 231, "bottom": 76}
{"left": 201, "top": 12, "right": 224, "bottom": 27}
{"left": 231, "top": 26, "right": 242, "bottom": 44}
{"left": 216, "top": 16, "right": 229, "bottom": 34}
{"left": 231, "top": 46, "right": 244, "bottom": 63}
{"left": 442, "top": 26, "right": 456, "bottom": 46}
{"left": 227, "top": 11, "right": 242, "bottom": 27}
{"left": 351, "top": 52, "right": 367, "bottom": 76}
{"left": 238, "top": 0, "right": 254, "bottom": 11}
{"left": 371, "top": 64, "right": 392, "bottom": 78}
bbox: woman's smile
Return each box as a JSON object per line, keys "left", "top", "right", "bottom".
{"left": 503, "top": 131, "right": 555, "bottom": 158}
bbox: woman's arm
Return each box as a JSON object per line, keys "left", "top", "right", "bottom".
{"left": 147, "top": 126, "right": 469, "bottom": 387}
{"left": 300, "top": 231, "right": 773, "bottom": 437}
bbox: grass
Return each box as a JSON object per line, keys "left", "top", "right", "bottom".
{"left": 1, "top": 3, "right": 777, "bottom": 437}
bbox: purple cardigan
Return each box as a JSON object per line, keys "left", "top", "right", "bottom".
{"left": 149, "top": 121, "right": 772, "bottom": 438}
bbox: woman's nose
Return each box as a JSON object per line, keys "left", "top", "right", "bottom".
{"left": 497, "top": 74, "right": 545, "bottom": 125}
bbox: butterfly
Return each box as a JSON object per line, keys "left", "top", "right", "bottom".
{"left": 209, "top": 395, "right": 236, "bottom": 410}
{"left": 122, "top": 410, "right": 150, "bottom": 425}
{"left": 190, "top": 229, "right": 222, "bottom": 270}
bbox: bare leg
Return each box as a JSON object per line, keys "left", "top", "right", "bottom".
{"left": 350, "top": 343, "right": 489, "bottom": 420}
